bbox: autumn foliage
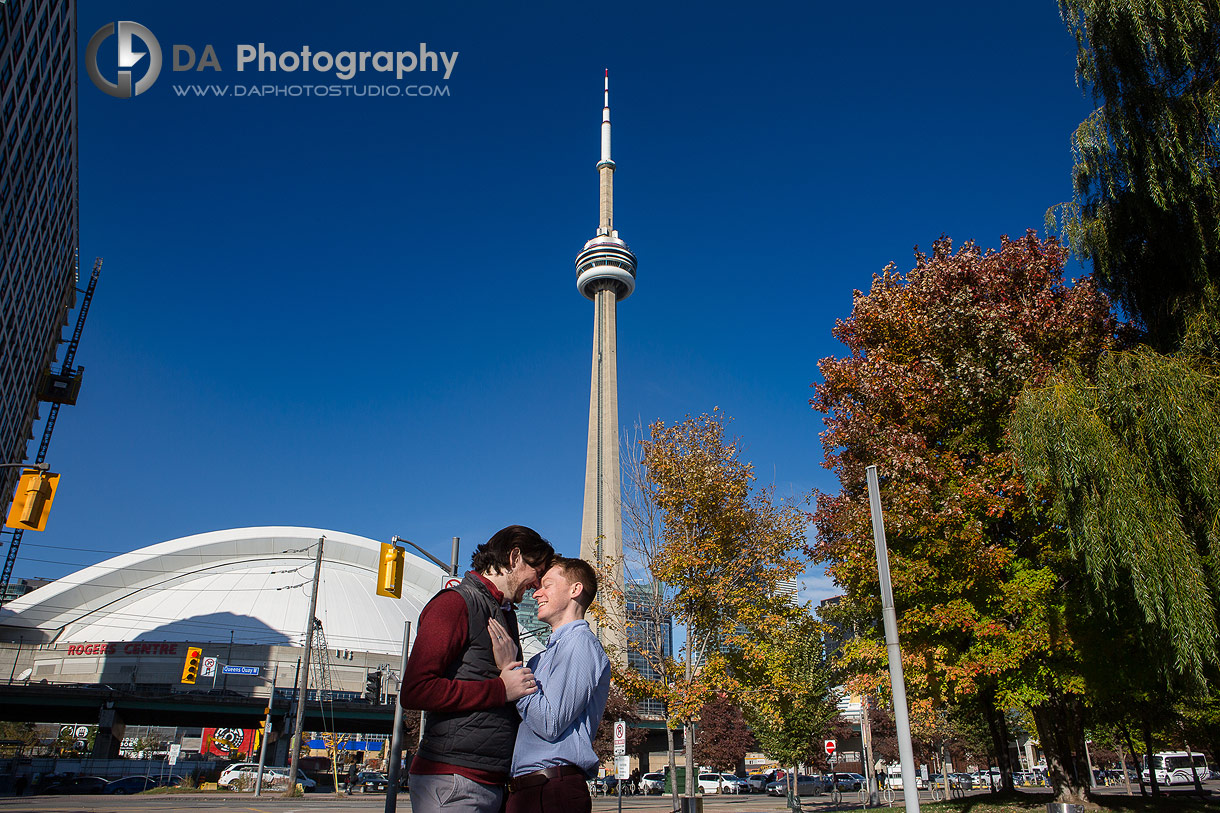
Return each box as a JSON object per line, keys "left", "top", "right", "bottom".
{"left": 811, "top": 232, "right": 1116, "bottom": 800}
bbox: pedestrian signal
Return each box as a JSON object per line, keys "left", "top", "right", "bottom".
{"left": 376, "top": 541, "right": 405, "bottom": 598}
{"left": 181, "top": 646, "right": 202, "bottom": 684}
{"left": 5, "top": 468, "right": 60, "bottom": 531}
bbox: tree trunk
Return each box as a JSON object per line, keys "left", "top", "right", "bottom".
{"left": 1121, "top": 721, "right": 1146, "bottom": 797}
{"left": 1142, "top": 713, "right": 1160, "bottom": 798}
{"left": 1116, "top": 735, "right": 1132, "bottom": 796}
{"left": 1186, "top": 740, "right": 1203, "bottom": 793}
{"left": 666, "top": 720, "right": 679, "bottom": 811}
{"left": 982, "top": 688, "right": 1015, "bottom": 792}
{"left": 684, "top": 634, "right": 695, "bottom": 798}
{"left": 684, "top": 722, "right": 695, "bottom": 797}
{"left": 1031, "top": 695, "right": 1090, "bottom": 803}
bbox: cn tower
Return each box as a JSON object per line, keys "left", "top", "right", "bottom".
{"left": 577, "top": 71, "right": 635, "bottom": 656}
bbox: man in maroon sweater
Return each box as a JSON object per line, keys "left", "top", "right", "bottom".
{"left": 401, "top": 525, "right": 554, "bottom": 813}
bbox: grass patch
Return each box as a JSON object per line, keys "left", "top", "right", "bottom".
{"left": 915, "top": 791, "right": 1220, "bottom": 813}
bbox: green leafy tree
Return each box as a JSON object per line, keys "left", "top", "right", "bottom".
{"left": 742, "top": 622, "right": 840, "bottom": 775}
{"left": 1052, "top": 0, "right": 1220, "bottom": 352}
{"left": 1015, "top": 7, "right": 1220, "bottom": 795}
{"left": 812, "top": 232, "right": 1117, "bottom": 802}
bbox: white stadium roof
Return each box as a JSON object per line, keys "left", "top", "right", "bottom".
{"left": 0, "top": 527, "right": 452, "bottom": 654}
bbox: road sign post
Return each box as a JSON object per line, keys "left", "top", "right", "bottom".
{"left": 613, "top": 720, "right": 626, "bottom": 813}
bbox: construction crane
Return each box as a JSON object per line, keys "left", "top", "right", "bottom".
{"left": 310, "top": 618, "right": 343, "bottom": 794}
{"left": 0, "top": 257, "right": 102, "bottom": 599}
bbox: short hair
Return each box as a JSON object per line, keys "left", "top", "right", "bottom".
{"left": 470, "top": 525, "right": 554, "bottom": 574}
{"left": 550, "top": 556, "right": 598, "bottom": 609}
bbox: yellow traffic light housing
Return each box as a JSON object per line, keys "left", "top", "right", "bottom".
{"left": 5, "top": 468, "right": 59, "bottom": 531}
{"left": 181, "top": 646, "right": 202, "bottom": 684}
{"left": 376, "top": 542, "right": 405, "bottom": 598}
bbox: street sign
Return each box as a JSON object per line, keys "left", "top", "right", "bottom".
{"left": 616, "top": 755, "right": 630, "bottom": 779}
{"left": 613, "top": 721, "right": 626, "bottom": 745}
{"left": 825, "top": 739, "right": 837, "bottom": 756}
{"left": 443, "top": 576, "right": 461, "bottom": 590}
{"left": 201, "top": 656, "right": 217, "bottom": 677}
{"left": 222, "top": 665, "right": 260, "bottom": 676}
{"left": 168, "top": 744, "right": 181, "bottom": 766}
{"left": 614, "top": 743, "right": 625, "bottom": 756}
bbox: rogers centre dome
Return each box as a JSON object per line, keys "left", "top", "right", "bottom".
{"left": 0, "top": 526, "right": 452, "bottom": 652}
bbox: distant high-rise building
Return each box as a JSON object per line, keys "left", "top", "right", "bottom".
{"left": 577, "top": 72, "right": 636, "bottom": 658}
{"left": 818, "top": 594, "right": 848, "bottom": 657}
{"left": 0, "top": 0, "right": 79, "bottom": 504}
{"left": 515, "top": 592, "right": 551, "bottom": 648}
{"left": 625, "top": 582, "right": 671, "bottom": 719}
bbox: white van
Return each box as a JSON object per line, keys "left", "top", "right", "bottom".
{"left": 218, "top": 763, "right": 316, "bottom": 792}
{"left": 884, "top": 766, "right": 925, "bottom": 790}
{"left": 1143, "top": 752, "right": 1209, "bottom": 785}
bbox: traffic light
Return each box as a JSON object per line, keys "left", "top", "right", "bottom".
{"left": 5, "top": 468, "right": 60, "bottom": 531}
{"left": 365, "top": 670, "right": 382, "bottom": 703}
{"left": 376, "top": 542, "right": 405, "bottom": 598}
{"left": 181, "top": 646, "right": 202, "bottom": 684}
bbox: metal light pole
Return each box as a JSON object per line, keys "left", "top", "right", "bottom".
{"left": 254, "top": 664, "right": 279, "bottom": 797}
{"left": 866, "top": 465, "right": 920, "bottom": 813}
{"left": 384, "top": 621, "right": 412, "bottom": 813}
{"left": 286, "top": 537, "right": 324, "bottom": 796}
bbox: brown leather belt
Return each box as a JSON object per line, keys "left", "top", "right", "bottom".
{"left": 507, "top": 764, "right": 587, "bottom": 793}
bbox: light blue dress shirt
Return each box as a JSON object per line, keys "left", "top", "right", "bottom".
{"left": 511, "top": 619, "right": 611, "bottom": 778}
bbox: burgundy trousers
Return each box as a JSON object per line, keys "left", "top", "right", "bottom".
{"left": 505, "top": 773, "right": 591, "bottom": 813}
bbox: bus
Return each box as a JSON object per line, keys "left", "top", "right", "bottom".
{"left": 1142, "top": 752, "right": 1209, "bottom": 785}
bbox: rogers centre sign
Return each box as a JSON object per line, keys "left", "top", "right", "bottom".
{"left": 65, "top": 642, "right": 183, "bottom": 656}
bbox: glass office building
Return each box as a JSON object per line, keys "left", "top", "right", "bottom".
{"left": 0, "top": 0, "right": 78, "bottom": 505}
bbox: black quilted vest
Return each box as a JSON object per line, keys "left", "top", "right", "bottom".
{"left": 415, "top": 573, "right": 522, "bottom": 773}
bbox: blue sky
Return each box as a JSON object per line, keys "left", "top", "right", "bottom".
{"left": 16, "top": 1, "right": 1094, "bottom": 608}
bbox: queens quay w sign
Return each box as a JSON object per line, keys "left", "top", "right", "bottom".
{"left": 221, "top": 665, "right": 260, "bottom": 676}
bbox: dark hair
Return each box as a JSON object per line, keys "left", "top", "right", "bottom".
{"left": 471, "top": 525, "right": 554, "bottom": 574}
{"left": 550, "top": 556, "right": 598, "bottom": 608}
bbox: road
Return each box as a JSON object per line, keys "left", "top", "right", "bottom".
{"left": 0, "top": 783, "right": 1213, "bottom": 813}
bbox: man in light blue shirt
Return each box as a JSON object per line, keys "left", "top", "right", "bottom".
{"left": 489, "top": 556, "right": 611, "bottom": 813}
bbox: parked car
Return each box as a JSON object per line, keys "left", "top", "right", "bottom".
{"left": 640, "top": 773, "right": 664, "bottom": 794}
{"left": 103, "top": 776, "right": 159, "bottom": 795}
{"left": 832, "top": 773, "right": 865, "bottom": 791}
{"left": 355, "top": 772, "right": 389, "bottom": 793}
{"left": 746, "top": 773, "right": 770, "bottom": 792}
{"left": 696, "top": 773, "right": 724, "bottom": 794}
{"left": 767, "top": 775, "right": 824, "bottom": 796}
{"left": 41, "top": 776, "right": 109, "bottom": 795}
{"left": 972, "top": 770, "right": 1001, "bottom": 789}
{"left": 218, "top": 764, "right": 316, "bottom": 792}
{"left": 718, "top": 773, "right": 749, "bottom": 794}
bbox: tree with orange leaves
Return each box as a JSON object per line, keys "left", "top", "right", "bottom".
{"left": 812, "top": 231, "right": 1117, "bottom": 803}
{"left": 610, "top": 410, "right": 809, "bottom": 802}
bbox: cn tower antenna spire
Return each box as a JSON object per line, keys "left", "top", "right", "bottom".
{"left": 599, "top": 69, "right": 614, "bottom": 235}
{"left": 576, "top": 71, "right": 637, "bottom": 661}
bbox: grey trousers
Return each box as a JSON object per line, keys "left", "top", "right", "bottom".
{"left": 409, "top": 773, "right": 503, "bottom": 813}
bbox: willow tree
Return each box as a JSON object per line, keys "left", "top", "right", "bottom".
{"left": 1051, "top": 0, "right": 1220, "bottom": 352}
{"left": 1016, "top": 1, "right": 1220, "bottom": 701}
